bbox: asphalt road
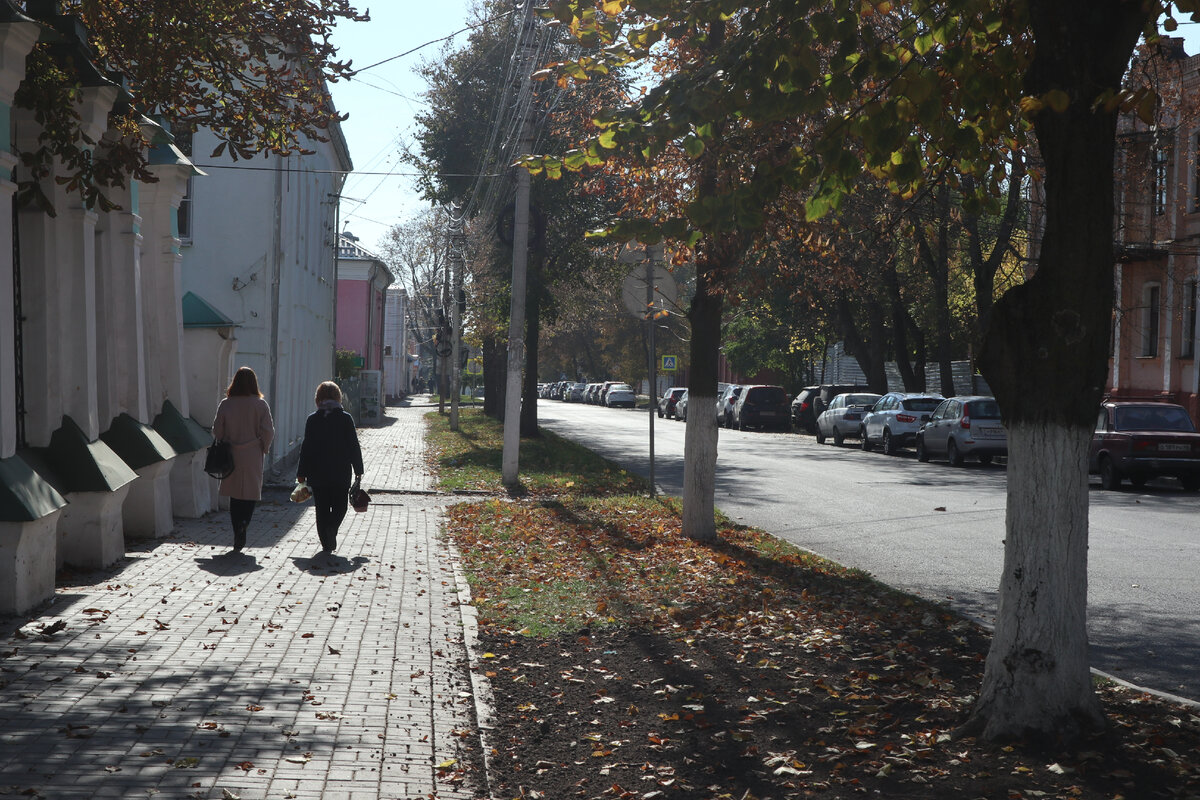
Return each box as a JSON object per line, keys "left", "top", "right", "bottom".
{"left": 535, "top": 399, "right": 1200, "bottom": 703}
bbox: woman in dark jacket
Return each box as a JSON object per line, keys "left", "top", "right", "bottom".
{"left": 297, "top": 381, "right": 364, "bottom": 554}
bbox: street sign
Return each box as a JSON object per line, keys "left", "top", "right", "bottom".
{"left": 621, "top": 264, "right": 677, "bottom": 320}
{"left": 466, "top": 358, "right": 483, "bottom": 375}
{"left": 662, "top": 355, "right": 678, "bottom": 371}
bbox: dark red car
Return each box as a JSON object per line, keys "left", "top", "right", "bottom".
{"left": 1089, "top": 401, "right": 1200, "bottom": 491}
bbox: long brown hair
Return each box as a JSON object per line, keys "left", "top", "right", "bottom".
{"left": 226, "top": 366, "right": 263, "bottom": 398}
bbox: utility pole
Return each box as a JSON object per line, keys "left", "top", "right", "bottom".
{"left": 449, "top": 210, "right": 465, "bottom": 431}
{"left": 502, "top": 3, "right": 537, "bottom": 487}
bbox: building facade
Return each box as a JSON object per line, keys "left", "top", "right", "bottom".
{"left": 335, "top": 232, "right": 393, "bottom": 373}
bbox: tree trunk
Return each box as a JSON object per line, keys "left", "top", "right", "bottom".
{"left": 970, "top": 0, "right": 1146, "bottom": 743}
{"left": 483, "top": 334, "right": 503, "bottom": 419}
{"left": 884, "top": 259, "right": 923, "bottom": 391}
{"left": 683, "top": 264, "right": 722, "bottom": 541}
{"left": 962, "top": 422, "right": 1100, "bottom": 743}
{"left": 838, "top": 294, "right": 889, "bottom": 392}
{"left": 521, "top": 278, "right": 542, "bottom": 437}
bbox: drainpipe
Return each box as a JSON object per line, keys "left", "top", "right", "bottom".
{"left": 268, "top": 153, "right": 283, "bottom": 468}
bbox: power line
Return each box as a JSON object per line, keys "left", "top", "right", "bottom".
{"left": 347, "top": 9, "right": 517, "bottom": 76}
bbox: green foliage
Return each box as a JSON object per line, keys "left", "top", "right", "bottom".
{"left": 19, "top": 0, "right": 368, "bottom": 212}
{"left": 334, "top": 348, "right": 361, "bottom": 380}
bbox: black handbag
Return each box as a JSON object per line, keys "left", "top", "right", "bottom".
{"left": 350, "top": 476, "right": 370, "bottom": 512}
{"left": 204, "top": 440, "right": 234, "bottom": 479}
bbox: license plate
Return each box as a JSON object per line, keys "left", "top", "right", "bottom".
{"left": 760, "top": 411, "right": 775, "bottom": 417}
{"left": 1159, "top": 443, "right": 1190, "bottom": 452}
{"left": 980, "top": 426, "right": 1003, "bottom": 437}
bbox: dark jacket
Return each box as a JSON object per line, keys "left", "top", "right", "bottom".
{"left": 297, "top": 407, "right": 364, "bottom": 489}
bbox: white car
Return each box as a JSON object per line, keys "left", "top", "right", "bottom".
{"left": 604, "top": 383, "right": 636, "bottom": 408}
{"left": 861, "top": 392, "right": 944, "bottom": 455}
{"left": 815, "top": 392, "right": 881, "bottom": 446}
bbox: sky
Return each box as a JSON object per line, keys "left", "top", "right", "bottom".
{"left": 328, "top": 2, "right": 476, "bottom": 253}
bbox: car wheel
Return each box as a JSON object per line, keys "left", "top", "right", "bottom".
{"left": 1099, "top": 456, "right": 1122, "bottom": 490}
{"left": 883, "top": 429, "right": 898, "bottom": 456}
{"left": 657, "top": 408, "right": 663, "bottom": 418}
{"left": 860, "top": 427, "right": 872, "bottom": 451}
{"left": 916, "top": 437, "right": 929, "bottom": 462}
{"left": 833, "top": 427, "right": 845, "bottom": 446}
{"left": 1181, "top": 475, "right": 1200, "bottom": 492}
{"left": 815, "top": 427, "right": 826, "bottom": 444}
{"left": 738, "top": 416, "right": 747, "bottom": 431}
{"left": 947, "top": 439, "right": 964, "bottom": 467}
{"left": 978, "top": 454, "right": 994, "bottom": 466}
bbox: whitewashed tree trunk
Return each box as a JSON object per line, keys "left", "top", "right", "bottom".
{"left": 682, "top": 393, "right": 718, "bottom": 540}
{"left": 965, "top": 421, "right": 1103, "bottom": 741}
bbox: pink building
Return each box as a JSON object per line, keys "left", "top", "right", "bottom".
{"left": 336, "top": 232, "right": 393, "bottom": 371}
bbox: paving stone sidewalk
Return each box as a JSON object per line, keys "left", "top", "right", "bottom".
{"left": 0, "top": 403, "right": 485, "bottom": 800}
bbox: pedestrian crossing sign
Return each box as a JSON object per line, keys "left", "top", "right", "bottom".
{"left": 662, "top": 355, "right": 678, "bottom": 371}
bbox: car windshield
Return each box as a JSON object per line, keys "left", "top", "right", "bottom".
{"left": 967, "top": 399, "right": 1001, "bottom": 419}
{"left": 845, "top": 394, "right": 879, "bottom": 406}
{"left": 748, "top": 387, "right": 785, "bottom": 403}
{"left": 1114, "top": 406, "right": 1196, "bottom": 432}
{"left": 902, "top": 397, "right": 943, "bottom": 412}
{"left": 611, "top": 384, "right": 632, "bottom": 392}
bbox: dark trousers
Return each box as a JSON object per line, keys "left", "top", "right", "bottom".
{"left": 229, "top": 498, "right": 256, "bottom": 531}
{"left": 311, "top": 484, "right": 349, "bottom": 551}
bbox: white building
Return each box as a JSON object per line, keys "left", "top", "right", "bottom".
{"left": 383, "top": 287, "right": 412, "bottom": 401}
{"left": 180, "top": 117, "right": 352, "bottom": 472}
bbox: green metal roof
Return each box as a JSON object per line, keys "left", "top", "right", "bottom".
{"left": 101, "top": 413, "right": 176, "bottom": 471}
{"left": 0, "top": 454, "right": 67, "bottom": 523}
{"left": 182, "top": 291, "right": 235, "bottom": 329}
{"left": 40, "top": 415, "right": 138, "bottom": 493}
{"left": 152, "top": 400, "right": 212, "bottom": 454}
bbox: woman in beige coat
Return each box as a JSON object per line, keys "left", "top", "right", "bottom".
{"left": 212, "top": 366, "right": 275, "bottom": 552}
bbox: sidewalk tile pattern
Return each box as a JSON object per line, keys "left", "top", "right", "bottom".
{"left": 0, "top": 406, "right": 481, "bottom": 799}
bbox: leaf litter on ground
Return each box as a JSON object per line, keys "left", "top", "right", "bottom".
{"left": 432, "top": 408, "right": 1200, "bottom": 799}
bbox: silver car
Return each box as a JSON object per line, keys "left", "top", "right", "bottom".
{"left": 861, "top": 392, "right": 944, "bottom": 455}
{"left": 815, "top": 392, "right": 881, "bottom": 446}
{"left": 916, "top": 396, "right": 1007, "bottom": 465}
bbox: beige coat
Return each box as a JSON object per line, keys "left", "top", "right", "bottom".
{"left": 213, "top": 396, "right": 275, "bottom": 500}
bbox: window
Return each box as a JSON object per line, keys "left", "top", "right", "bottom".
{"left": 1142, "top": 282, "right": 1161, "bottom": 357}
{"left": 1154, "top": 147, "right": 1169, "bottom": 216}
{"left": 1183, "top": 279, "right": 1198, "bottom": 359}
{"left": 1154, "top": 148, "right": 1169, "bottom": 215}
{"left": 1194, "top": 133, "right": 1200, "bottom": 212}
{"left": 175, "top": 126, "right": 194, "bottom": 242}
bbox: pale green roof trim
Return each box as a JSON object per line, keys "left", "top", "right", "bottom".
{"left": 182, "top": 291, "right": 235, "bottom": 328}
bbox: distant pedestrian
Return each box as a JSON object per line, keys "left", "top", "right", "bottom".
{"left": 297, "top": 381, "right": 364, "bottom": 555}
{"left": 213, "top": 366, "right": 275, "bottom": 553}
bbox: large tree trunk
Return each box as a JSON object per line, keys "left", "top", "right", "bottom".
{"left": 521, "top": 278, "right": 542, "bottom": 437}
{"left": 970, "top": 0, "right": 1146, "bottom": 743}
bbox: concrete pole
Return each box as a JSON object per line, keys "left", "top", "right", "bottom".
{"left": 502, "top": 7, "right": 537, "bottom": 487}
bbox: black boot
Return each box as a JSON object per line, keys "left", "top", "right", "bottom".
{"left": 234, "top": 522, "right": 247, "bottom": 553}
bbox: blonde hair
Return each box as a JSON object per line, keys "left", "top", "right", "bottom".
{"left": 227, "top": 366, "right": 263, "bottom": 398}
{"left": 315, "top": 381, "right": 342, "bottom": 405}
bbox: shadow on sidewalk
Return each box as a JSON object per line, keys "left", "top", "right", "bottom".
{"left": 290, "top": 552, "right": 370, "bottom": 575}
{"left": 194, "top": 552, "right": 264, "bottom": 576}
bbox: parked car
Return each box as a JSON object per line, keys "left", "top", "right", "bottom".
{"left": 789, "top": 386, "right": 821, "bottom": 432}
{"left": 716, "top": 384, "right": 742, "bottom": 427}
{"left": 586, "top": 383, "right": 603, "bottom": 404}
{"left": 564, "top": 382, "right": 586, "bottom": 402}
{"left": 916, "top": 396, "right": 1007, "bottom": 465}
{"left": 861, "top": 392, "right": 944, "bottom": 455}
{"left": 815, "top": 392, "right": 881, "bottom": 445}
{"left": 598, "top": 380, "right": 621, "bottom": 405}
{"left": 674, "top": 389, "right": 689, "bottom": 421}
{"left": 605, "top": 383, "right": 636, "bottom": 408}
{"left": 658, "top": 387, "right": 687, "bottom": 418}
{"left": 1089, "top": 401, "right": 1200, "bottom": 491}
{"left": 731, "top": 385, "right": 790, "bottom": 431}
